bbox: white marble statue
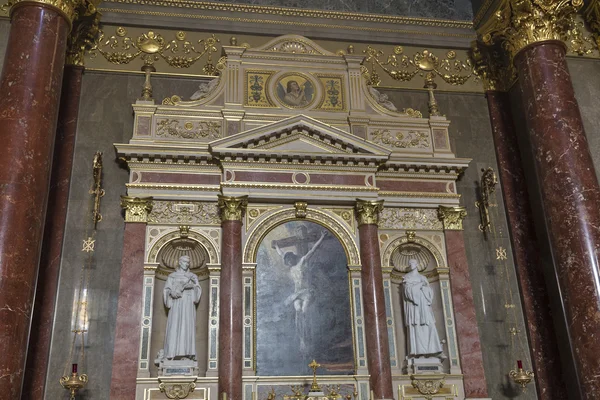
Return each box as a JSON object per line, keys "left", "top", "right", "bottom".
{"left": 402, "top": 258, "right": 443, "bottom": 357}
{"left": 162, "top": 255, "right": 202, "bottom": 360}
{"left": 190, "top": 77, "right": 219, "bottom": 100}
{"left": 368, "top": 86, "right": 398, "bottom": 111}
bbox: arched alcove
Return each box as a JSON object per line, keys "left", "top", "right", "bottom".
{"left": 254, "top": 220, "right": 354, "bottom": 376}
{"left": 149, "top": 235, "right": 211, "bottom": 377}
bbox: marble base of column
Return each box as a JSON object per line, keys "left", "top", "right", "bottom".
{"left": 515, "top": 41, "right": 600, "bottom": 396}
{"left": 218, "top": 220, "right": 243, "bottom": 400}
{"left": 23, "top": 64, "right": 85, "bottom": 400}
{"left": 0, "top": 6, "right": 69, "bottom": 398}
{"left": 358, "top": 224, "right": 394, "bottom": 400}
{"left": 444, "top": 231, "right": 488, "bottom": 398}
{"left": 110, "top": 222, "right": 147, "bottom": 398}
{"left": 486, "top": 90, "right": 567, "bottom": 399}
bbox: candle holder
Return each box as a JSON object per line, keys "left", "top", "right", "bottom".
{"left": 509, "top": 360, "right": 534, "bottom": 392}
{"left": 60, "top": 364, "right": 88, "bottom": 400}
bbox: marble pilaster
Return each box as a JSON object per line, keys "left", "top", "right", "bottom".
{"left": 438, "top": 207, "right": 489, "bottom": 399}
{"left": 486, "top": 90, "right": 567, "bottom": 399}
{"left": 514, "top": 41, "right": 600, "bottom": 397}
{"left": 109, "top": 196, "right": 153, "bottom": 398}
{"left": 0, "top": 5, "right": 69, "bottom": 398}
{"left": 218, "top": 196, "right": 247, "bottom": 400}
{"left": 355, "top": 200, "right": 393, "bottom": 400}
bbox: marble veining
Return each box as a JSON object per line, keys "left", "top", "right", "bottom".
{"left": 206, "top": 0, "right": 473, "bottom": 20}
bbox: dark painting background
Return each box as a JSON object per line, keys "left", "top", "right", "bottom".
{"left": 255, "top": 221, "right": 354, "bottom": 376}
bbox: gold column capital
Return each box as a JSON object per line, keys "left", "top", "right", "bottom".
{"left": 470, "top": 40, "right": 516, "bottom": 92}
{"left": 218, "top": 195, "right": 248, "bottom": 222}
{"left": 66, "top": 6, "right": 101, "bottom": 66}
{"left": 355, "top": 199, "right": 384, "bottom": 226}
{"left": 121, "top": 195, "right": 153, "bottom": 223}
{"left": 584, "top": 0, "right": 600, "bottom": 36}
{"left": 438, "top": 206, "right": 467, "bottom": 230}
{"left": 477, "top": 0, "right": 583, "bottom": 62}
{"left": 4, "top": 0, "right": 99, "bottom": 29}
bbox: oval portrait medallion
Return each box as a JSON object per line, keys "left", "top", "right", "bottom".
{"left": 275, "top": 73, "right": 316, "bottom": 109}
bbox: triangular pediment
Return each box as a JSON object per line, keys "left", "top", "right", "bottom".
{"left": 210, "top": 115, "right": 390, "bottom": 164}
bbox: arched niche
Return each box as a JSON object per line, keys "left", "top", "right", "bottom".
{"left": 147, "top": 229, "right": 219, "bottom": 265}
{"left": 148, "top": 234, "right": 212, "bottom": 378}
{"left": 385, "top": 237, "right": 451, "bottom": 373}
{"left": 244, "top": 207, "right": 360, "bottom": 266}
{"left": 254, "top": 219, "right": 354, "bottom": 376}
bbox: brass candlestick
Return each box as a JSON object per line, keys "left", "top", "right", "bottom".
{"left": 60, "top": 364, "right": 88, "bottom": 400}
{"left": 509, "top": 360, "right": 534, "bottom": 392}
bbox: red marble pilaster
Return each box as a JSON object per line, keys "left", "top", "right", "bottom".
{"left": 515, "top": 41, "right": 600, "bottom": 396}
{"left": 22, "top": 64, "right": 85, "bottom": 400}
{"left": 218, "top": 219, "right": 243, "bottom": 400}
{"left": 110, "top": 222, "right": 147, "bottom": 398}
{"left": 486, "top": 90, "right": 567, "bottom": 399}
{"left": 0, "top": 6, "right": 69, "bottom": 398}
{"left": 444, "top": 230, "right": 488, "bottom": 398}
{"left": 357, "top": 223, "right": 393, "bottom": 400}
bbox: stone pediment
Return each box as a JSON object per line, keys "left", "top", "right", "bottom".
{"left": 210, "top": 115, "right": 390, "bottom": 165}
{"left": 251, "top": 34, "right": 334, "bottom": 56}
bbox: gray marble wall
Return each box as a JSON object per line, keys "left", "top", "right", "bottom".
{"left": 206, "top": 0, "right": 473, "bottom": 20}
{"left": 0, "top": 18, "right": 10, "bottom": 76}
{"left": 381, "top": 88, "right": 536, "bottom": 400}
{"left": 44, "top": 72, "right": 197, "bottom": 400}
{"left": 567, "top": 57, "right": 600, "bottom": 179}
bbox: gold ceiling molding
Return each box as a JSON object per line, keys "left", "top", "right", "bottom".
{"left": 477, "top": 0, "right": 584, "bottom": 61}
{"left": 473, "top": 0, "right": 497, "bottom": 27}
{"left": 101, "top": 0, "right": 473, "bottom": 29}
{"left": 1, "top": 0, "right": 98, "bottom": 27}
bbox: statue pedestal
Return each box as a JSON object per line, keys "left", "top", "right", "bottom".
{"left": 158, "top": 359, "right": 199, "bottom": 376}
{"left": 405, "top": 357, "right": 443, "bottom": 375}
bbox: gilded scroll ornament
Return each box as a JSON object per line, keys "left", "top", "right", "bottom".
{"left": 370, "top": 129, "right": 430, "bottom": 149}
{"left": 294, "top": 201, "right": 308, "bottom": 218}
{"left": 158, "top": 382, "right": 196, "bottom": 399}
{"left": 437, "top": 206, "right": 467, "bottom": 230}
{"left": 478, "top": 0, "right": 583, "bottom": 61}
{"left": 90, "top": 26, "right": 221, "bottom": 73}
{"left": 355, "top": 199, "right": 384, "bottom": 226}
{"left": 121, "top": 195, "right": 153, "bottom": 223}
{"left": 379, "top": 208, "right": 443, "bottom": 231}
{"left": 156, "top": 119, "right": 222, "bottom": 140}
{"left": 363, "top": 45, "right": 478, "bottom": 87}
{"left": 147, "top": 201, "right": 220, "bottom": 225}
{"left": 410, "top": 375, "right": 446, "bottom": 399}
{"left": 217, "top": 195, "right": 248, "bottom": 222}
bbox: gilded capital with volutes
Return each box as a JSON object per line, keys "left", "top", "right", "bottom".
{"left": 477, "top": 0, "right": 583, "bottom": 62}
{"left": 121, "top": 195, "right": 153, "bottom": 223}
{"left": 4, "top": 0, "right": 99, "bottom": 28}
{"left": 218, "top": 195, "right": 248, "bottom": 222}
{"left": 355, "top": 199, "right": 384, "bottom": 226}
{"left": 437, "top": 206, "right": 467, "bottom": 230}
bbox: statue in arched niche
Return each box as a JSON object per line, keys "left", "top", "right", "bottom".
{"left": 402, "top": 258, "right": 443, "bottom": 357}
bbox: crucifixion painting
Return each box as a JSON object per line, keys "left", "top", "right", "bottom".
{"left": 256, "top": 221, "right": 354, "bottom": 376}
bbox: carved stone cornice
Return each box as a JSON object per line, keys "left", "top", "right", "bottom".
{"left": 4, "top": 0, "right": 99, "bottom": 28}
{"left": 477, "top": 0, "right": 583, "bottom": 61}
{"left": 355, "top": 199, "right": 384, "bottom": 226}
{"left": 217, "top": 195, "right": 248, "bottom": 222}
{"left": 66, "top": 4, "right": 101, "bottom": 66}
{"left": 437, "top": 205, "right": 467, "bottom": 230}
{"left": 121, "top": 195, "right": 153, "bottom": 223}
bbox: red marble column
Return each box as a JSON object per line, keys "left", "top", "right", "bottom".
{"left": 218, "top": 196, "right": 246, "bottom": 400}
{"left": 438, "top": 207, "right": 488, "bottom": 398}
{"left": 110, "top": 197, "right": 152, "bottom": 398}
{"left": 355, "top": 200, "right": 393, "bottom": 400}
{"left": 514, "top": 41, "right": 600, "bottom": 397}
{"left": 23, "top": 64, "right": 85, "bottom": 400}
{"left": 486, "top": 90, "right": 567, "bottom": 399}
{"left": 0, "top": 5, "right": 69, "bottom": 398}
